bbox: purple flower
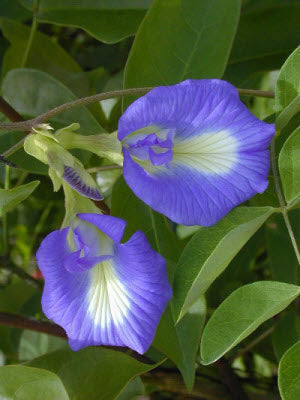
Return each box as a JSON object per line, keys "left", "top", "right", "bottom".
{"left": 36, "top": 213, "right": 171, "bottom": 354}
{"left": 118, "top": 79, "right": 275, "bottom": 226}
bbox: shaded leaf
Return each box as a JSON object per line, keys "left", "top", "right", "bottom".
{"left": 153, "top": 297, "right": 206, "bottom": 390}
{"left": 21, "top": 0, "right": 152, "bottom": 44}
{"left": 272, "top": 310, "right": 300, "bottom": 361}
{"left": 275, "top": 45, "right": 300, "bottom": 112}
{"left": 19, "top": 330, "right": 67, "bottom": 362}
{"left": 226, "top": 3, "right": 300, "bottom": 85}
{"left": 266, "top": 211, "right": 300, "bottom": 284}
{"left": 0, "top": 0, "right": 31, "bottom": 20}
{"left": 0, "top": 180, "right": 39, "bottom": 216}
{"left": 173, "top": 207, "right": 273, "bottom": 321}
{"left": 278, "top": 340, "right": 300, "bottom": 400}
{"left": 2, "top": 69, "right": 102, "bottom": 133}
{"left": 124, "top": 0, "right": 241, "bottom": 108}
{"left": 0, "top": 17, "right": 89, "bottom": 97}
{"left": 0, "top": 365, "right": 69, "bottom": 400}
{"left": 27, "top": 347, "right": 160, "bottom": 400}
{"left": 200, "top": 281, "right": 300, "bottom": 365}
{"left": 279, "top": 127, "right": 300, "bottom": 205}
{"left": 116, "top": 377, "right": 144, "bottom": 400}
{"left": 1, "top": 69, "right": 103, "bottom": 173}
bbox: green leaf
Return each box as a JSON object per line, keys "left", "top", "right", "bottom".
{"left": 123, "top": 0, "right": 241, "bottom": 108}
{"left": 0, "top": 18, "right": 89, "bottom": 96}
{"left": 111, "top": 177, "right": 183, "bottom": 262}
{"left": 279, "top": 340, "right": 300, "bottom": 400}
{"left": 111, "top": 177, "right": 203, "bottom": 388}
{"left": 0, "top": 366, "right": 69, "bottom": 400}
{"left": 27, "top": 347, "right": 160, "bottom": 400}
{"left": 172, "top": 207, "right": 273, "bottom": 321}
{"left": 0, "top": 282, "right": 36, "bottom": 356}
{"left": 276, "top": 93, "right": 300, "bottom": 131}
{"left": 0, "top": 1, "right": 31, "bottom": 20}
{"left": 225, "top": 3, "right": 300, "bottom": 85}
{"left": 278, "top": 127, "right": 300, "bottom": 205}
{"left": 19, "top": 330, "right": 67, "bottom": 362}
{"left": 275, "top": 45, "right": 300, "bottom": 112}
{"left": 272, "top": 310, "right": 300, "bottom": 361}
{"left": 116, "top": 377, "right": 144, "bottom": 400}
{"left": 1, "top": 68, "right": 103, "bottom": 172}
{"left": 200, "top": 281, "right": 300, "bottom": 365}
{"left": 20, "top": 0, "right": 152, "bottom": 44}
{"left": 266, "top": 211, "right": 300, "bottom": 284}
{"left": 2, "top": 69, "right": 102, "bottom": 133}
{"left": 153, "top": 297, "right": 206, "bottom": 390}
{"left": 0, "top": 180, "right": 39, "bottom": 216}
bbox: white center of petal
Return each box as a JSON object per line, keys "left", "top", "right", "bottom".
{"left": 173, "top": 130, "right": 238, "bottom": 174}
{"left": 87, "top": 260, "right": 130, "bottom": 329}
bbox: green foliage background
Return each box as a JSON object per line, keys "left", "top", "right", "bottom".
{"left": 0, "top": 0, "right": 299, "bottom": 399}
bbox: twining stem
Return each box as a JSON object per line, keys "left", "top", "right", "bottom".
{"left": 0, "top": 87, "right": 274, "bottom": 134}
{"left": 0, "top": 258, "right": 43, "bottom": 290}
{"left": 87, "top": 165, "right": 122, "bottom": 173}
{"left": 2, "top": 166, "right": 10, "bottom": 255}
{"left": 230, "top": 326, "right": 274, "bottom": 362}
{"left": 0, "top": 311, "right": 153, "bottom": 364}
{"left": 271, "top": 139, "right": 300, "bottom": 264}
{"left": 0, "top": 97, "right": 25, "bottom": 123}
{"left": 20, "top": 0, "right": 39, "bottom": 68}
{"left": 1, "top": 137, "right": 27, "bottom": 158}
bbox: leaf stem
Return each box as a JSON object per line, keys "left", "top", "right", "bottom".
{"left": 1, "top": 137, "right": 27, "bottom": 158}
{"left": 0, "top": 87, "right": 274, "bottom": 133}
{"left": 230, "top": 326, "right": 274, "bottom": 362}
{"left": 0, "top": 257, "right": 43, "bottom": 290}
{"left": 0, "top": 311, "right": 154, "bottom": 364}
{"left": 87, "top": 165, "right": 122, "bottom": 173}
{"left": 0, "top": 97, "right": 25, "bottom": 123}
{"left": 2, "top": 166, "right": 10, "bottom": 255}
{"left": 21, "top": 0, "right": 39, "bottom": 68}
{"left": 271, "top": 139, "right": 300, "bottom": 264}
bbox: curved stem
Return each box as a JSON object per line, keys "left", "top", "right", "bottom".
{"left": 0, "top": 87, "right": 274, "bottom": 133}
{"left": 21, "top": 0, "right": 39, "bottom": 68}
{"left": 87, "top": 165, "right": 122, "bottom": 173}
{"left": 0, "top": 258, "right": 43, "bottom": 290}
{"left": 2, "top": 166, "right": 10, "bottom": 255}
{"left": 0, "top": 311, "right": 154, "bottom": 364}
{"left": 271, "top": 139, "right": 300, "bottom": 264}
{"left": 1, "top": 137, "right": 26, "bottom": 158}
{"left": 0, "top": 97, "right": 25, "bottom": 123}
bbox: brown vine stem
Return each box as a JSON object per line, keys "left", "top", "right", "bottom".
{"left": 230, "top": 326, "right": 274, "bottom": 362}
{"left": 0, "top": 97, "right": 25, "bottom": 123}
{"left": 0, "top": 87, "right": 274, "bottom": 134}
{"left": 0, "top": 311, "right": 154, "bottom": 364}
{"left": 271, "top": 139, "right": 300, "bottom": 264}
{"left": 215, "top": 358, "right": 249, "bottom": 400}
{"left": 0, "top": 257, "right": 43, "bottom": 290}
{"left": 87, "top": 165, "right": 122, "bottom": 173}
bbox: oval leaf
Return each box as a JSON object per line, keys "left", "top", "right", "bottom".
{"left": 2, "top": 68, "right": 102, "bottom": 133}
{"left": 20, "top": 0, "right": 152, "bottom": 44}
{"left": 275, "top": 45, "right": 300, "bottom": 112}
{"left": 200, "top": 281, "right": 300, "bottom": 365}
{"left": 173, "top": 207, "right": 273, "bottom": 321}
{"left": 27, "top": 347, "right": 160, "bottom": 400}
{"left": 272, "top": 310, "right": 300, "bottom": 362}
{"left": 278, "top": 340, "right": 300, "bottom": 400}
{"left": 124, "top": 0, "right": 241, "bottom": 108}
{"left": 226, "top": 3, "right": 300, "bottom": 86}
{"left": 0, "top": 365, "right": 69, "bottom": 400}
{"left": 279, "top": 126, "right": 300, "bottom": 205}
{"left": 0, "top": 180, "right": 39, "bottom": 217}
